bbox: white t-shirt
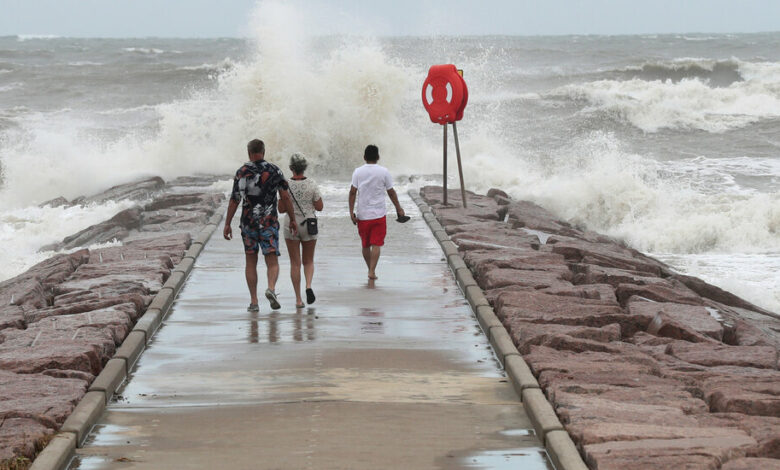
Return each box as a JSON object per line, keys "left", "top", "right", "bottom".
{"left": 351, "top": 163, "right": 393, "bottom": 221}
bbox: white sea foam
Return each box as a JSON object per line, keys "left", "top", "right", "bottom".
{"left": 0, "top": 200, "right": 137, "bottom": 281}
{"left": 122, "top": 47, "right": 165, "bottom": 54}
{"left": 556, "top": 59, "right": 780, "bottom": 132}
{"left": 16, "top": 34, "right": 60, "bottom": 41}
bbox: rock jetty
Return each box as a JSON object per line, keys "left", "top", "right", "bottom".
{"left": 0, "top": 176, "right": 225, "bottom": 468}
{"left": 420, "top": 186, "right": 780, "bottom": 470}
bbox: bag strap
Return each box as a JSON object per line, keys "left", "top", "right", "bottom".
{"left": 288, "top": 182, "right": 308, "bottom": 221}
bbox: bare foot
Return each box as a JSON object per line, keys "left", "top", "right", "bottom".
{"left": 368, "top": 273, "right": 378, "bottom": 280}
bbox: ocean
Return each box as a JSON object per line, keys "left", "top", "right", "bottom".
{"left": 1, "top": 19, "right": 778, "bottom": 311}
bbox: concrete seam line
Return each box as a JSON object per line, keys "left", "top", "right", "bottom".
{"left": 454, "top": 267, "right": 477, "bottom": 289}
{"left": 184, "top": 243, "right": 204, "bottom": 259}
{"left": 440, "top": 241, "right": 458, "bottom": 256}
{"left": 504, "top": 354, "right": 541, "bottom": 397}
{"left": 87, "top": 358, "right": 126, "bottom": 403}
{"left": 433, "top": 230, "right": 450, "bottom": 243}
{"left": 488, "top": 325, "right": 520, "bottom": 366}
{"left": 522, "top": 388, "right": 565, "bottom": 444}
{"left": 114, "top": 331, "right": 146, "bottom": 373}
{"left": 132, "top": 308, "right": 163, "bottom": 343}
{"left": 464, "top": 285, "right": 489, "bottom": 310}
{"left": 448, "top": 254, "right": 468, "bottom": 271}
{"left": 475, "top": 306, "right": 502, "bottom": 334}
{"left": 147, "top": 287, "right": 174, "bottom": 314}
{"left": 545, "top": 430, "right": 589, "bottom": 470}
{"left": 28, "top": 432, "right": 76, "bottom": 470}
{"left": 161, "top": 271, "right": 185, "bottom": 294}
{"left": 60, "top": 391, "right": 106, "bottom": 446}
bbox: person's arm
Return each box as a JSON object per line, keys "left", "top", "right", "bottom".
{"left": 386, "top": 188, "right": 405, "bottom": 218}
{"left": 223, "top": 198, "right": 239, "bottom": 240}
{"left": 279, "top": 188, "right": 298, "bottom": 235}
{"left": 313, "top": 183, "right": 323, "bottom": 211}
{"left": 348, "top": 186, "right": 358, "bottom": 225}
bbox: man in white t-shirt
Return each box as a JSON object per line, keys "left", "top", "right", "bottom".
{"left": 348, "top": 145, "right": 406, "bottom": 280}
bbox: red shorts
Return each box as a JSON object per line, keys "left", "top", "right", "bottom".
{"left": 357, "top": 216, "right": 386, "bottom": 248}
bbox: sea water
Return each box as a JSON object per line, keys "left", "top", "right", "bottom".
{"left": 1, "top": 2, "right": 778, "bottom": 312}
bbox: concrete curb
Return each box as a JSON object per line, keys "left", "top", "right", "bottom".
{"left": 32, "top": 218, "right": 224, "bottom": 470}
{"left": 28, "top": 434, "right": 76, "bottom": 470}
{"left": 409, "top": 189, "right": 588, "bottom": 470}
{"left": 88, "top": 358, "right": 126, "bottom": 403}
{"left": 60, "top": 391, "right": 105, "bottom": 445}
{"left": 487, "top": 325, "right": 520, "bottom": 366}
{"left": 184, "top": 241, "right": 205, "bottom": 260}
{"left": 504, "top": 354, "right": 541, "bottom": 394}
{"left": 546, "top": 431, "right": 589, "bottom": 470}
{"left": 114, "top": 330, "right": 146, "bottom": 373}
{"left": 132, "top": 308, "right": 163, "bottom": 343}
{"left": 173, "top": 256, "right": 195, "bottom": 277}
{"left": 147, "top": 287, "right": 174, "bottom": 315}
{"left": 162, "top": 270, "right": 186, "bottom": 295}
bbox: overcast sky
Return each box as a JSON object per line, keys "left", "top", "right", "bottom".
{"left": 1, "top": 0, "right": 779, "bottom": 38}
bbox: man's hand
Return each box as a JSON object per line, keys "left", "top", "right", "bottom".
{"left": 350, "top": 212, "right": 358, "bottom": 225}
{"left": 223, "top": 224, "right": 232, "bottom": 240}
{"left": 397, "top": 207, "right": 406, "bottom": 219}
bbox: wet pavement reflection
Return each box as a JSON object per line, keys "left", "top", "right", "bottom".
{"left": 71, "top": 188, "right": 550, "bottom": 469}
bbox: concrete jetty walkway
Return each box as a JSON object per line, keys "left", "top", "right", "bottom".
{"left": 69, "top": 191, "right": 551, "bottom": 469}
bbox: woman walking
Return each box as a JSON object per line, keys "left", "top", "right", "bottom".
{"left": 283, "top": 154, "right": 323, "bottom": 308}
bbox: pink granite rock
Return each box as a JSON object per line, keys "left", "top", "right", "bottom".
{"left": 451, "top": 231, "right": 541, "bottom": 252}
{"left": 628, "top": 300, "right": 724, "bottom": 342}
{"left": 548, "top": 382, "right": 708, "bottom": 415}
{"left": 0, "top": 370, "right": 87, "bottom": 428}
{"left": 65, "top": 258, "right": 171, "bottom": 293}
{"left": 722, "top": 458, "right": 780, "bottom": 470}
{"left": 0, "top": 327, "right": 116, "bottom": 375}
{"left": 696, "top": 413, "right": 780, "bottom": 458}
{"left": 558, "top": 394, "right": 700, "bottom": 428}
{"left": 495, "top": 289, "right": 647, "bottom": 333}
{"left": 583, "top": 432, "right": 757, "bottom": 469}
{"left": 0, "top": 306, "right": 25, "bottom": 332}
{"left": 666, "top": 342, "right": 778, "bottom": 370}
{"left": 481, "top": 267, "right": 573, "bottom": 291}
{"left": 616, "top": 281, "right": 703, "bottom": 306}
{"left": 0, "top": 418, "right": 53, "bottom": 463}
{"left": 540, "top": 283, "right": 617, "bottom": 302}
{"left": 26, "top": 306, "right": 135, "bottom": 344}
{"left": 551, "top": 239, "right": 666, "bottom": 276}
{"left": 505, "top": 321, "right": 621, "bottom": 354}
{"left": 25, "top": 296, "right": 145, "bottom": 324}
{"left": 703, "top": 376, "right": 780, "bottom": 417}
{"left": 78, "top": 176, "right": 164, "bottom": 205}
{"left": 577, "top": 422, "right": 745, "bottom": 445}
{"left": 47, "top": 207, "right": 142, "bottom": 251}
{"left": 674, "top": 273, "right": 775, "bottom": 315}
{"left": 570, "top": 263, "right": 665, "bottom": 288}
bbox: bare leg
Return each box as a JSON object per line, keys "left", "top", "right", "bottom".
{"left": 302, "top": 240, "right": 317, "bottom": 289}
{"left": 264, "top": 253, "right": 279, "bottom": 292}
{"left": 368, "top": 245, "right": 381, "bottom": 279}
{"left": 362, "top": 246, "right": 370, "bottom": 269}
{"left": 285, "top": 238, "right": 303, "bottom": 306}
{"left": 245, "top": 252, "right": 259, "bottom": 304}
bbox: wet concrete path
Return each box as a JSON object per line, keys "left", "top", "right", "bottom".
{"left": 71, "top": 189, "right": 551, "bottom": 470}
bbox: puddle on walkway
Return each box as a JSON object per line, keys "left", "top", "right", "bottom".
{"left": 460, "top": 448, "right": 553, "bottom": 470}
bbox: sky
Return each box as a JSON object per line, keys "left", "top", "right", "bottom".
{"left": 1, "top": 0, "right": 779, "bottom": 38}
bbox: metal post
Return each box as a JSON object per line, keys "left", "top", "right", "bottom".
{"left": 451, "top": 121, "right": 467, "bottom": 208}
{"left": 443, "top": 123, "right": 448, "bottom": 205}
